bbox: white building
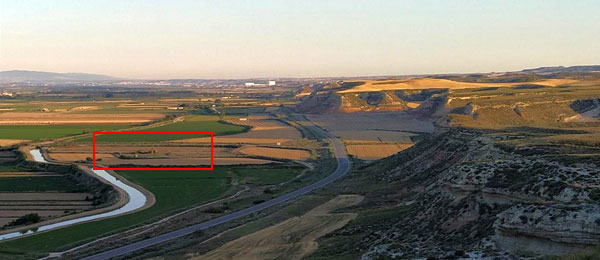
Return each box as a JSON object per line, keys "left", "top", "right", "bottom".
{"left": 245, "top": 82, "right": 255, "bottom": 87}
{"left": 0, "top": 90, "right": 14, "bottom": 97}
{"left": 268, "top": 80, "right": 276, "bottom": 86}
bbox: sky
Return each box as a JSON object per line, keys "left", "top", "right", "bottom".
{"left": 1, "top": 0, "right": 599, "bottom": 79}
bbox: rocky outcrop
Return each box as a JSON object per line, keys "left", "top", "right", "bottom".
{"left": 494, "top": 203, "right": 600, "bottom": 255}
{"left": 295, "top": 86, "right": 444, "bottom": 114}
{"left": 315, "top": 129, "right": 600, "bottom": 259}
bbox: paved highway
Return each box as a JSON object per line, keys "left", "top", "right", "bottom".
{"left": 81, "top": 123, "right": 350, "bottom": 260}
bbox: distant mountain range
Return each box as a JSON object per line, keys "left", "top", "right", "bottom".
{"left": 1, "top": 66, "right": 599, "bottom": 83}
{"left": 0, "top": 70, "right": 120, "bottom": 82}
{"left": 521, "top": 65, "right": 600, "bottom": 74}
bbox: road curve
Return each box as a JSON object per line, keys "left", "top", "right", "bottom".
{"left": 81, "top": 123, "right": 350, "bottom": 260}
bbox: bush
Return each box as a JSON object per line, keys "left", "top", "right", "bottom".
{"left": 4, "top": 213, "right": 41, "bottom": 227}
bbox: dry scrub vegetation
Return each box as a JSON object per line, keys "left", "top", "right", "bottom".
{"left": 236, "top": 146, "right": 310, "bottom": 160}
{"left": 192, "top": 195, "right": 363, "bottom": 260}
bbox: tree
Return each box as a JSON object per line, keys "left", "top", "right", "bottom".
{"left": 219, "top": 103, "right": 226, "bottom": 120}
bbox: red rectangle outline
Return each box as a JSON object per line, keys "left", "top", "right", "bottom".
{"left": 92, "top": 132, "right": 213, "bottom": 170}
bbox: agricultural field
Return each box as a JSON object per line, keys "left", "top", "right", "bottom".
{"left": 337, "top": 78, "right": 578, "bottom": 93}
{"left": 307, "top": 112, "right": 433, "bottom": 141}
{"left": 170, "top": 115, "right": 303, "bottom": 146}
{"left": 0, "top": 124, "right": 130, "bottom": 142}
{"left": 346, "top": 143, "right": 413, "bottom": 160}
{"left": 0, "top": 166, "right": 302, "bottom": 253}
{"left": 83, "top": 115, "right": 248, "bottom": 143}
{"left": 0, "top": 112, "right": 163, "bottom": 125}
{"left": 0, "top": 149, "right": 107, "bottom": 233}
{"left": 236, "top": 146, "right": 310, "bottom": 161}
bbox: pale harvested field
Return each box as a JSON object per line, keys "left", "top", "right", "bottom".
{"left": 158, "top": 98, "right": 201, "bottom": 102}
{"left": 0, "top": 139, "right": 29, "bottom": 146}
{"left": 0, "top": 201, "right": 93, "bottom": 206}
{"left": 193, "top": 195, "right": 364, "bottom": 260}
{"left": 99, "top": 157, "right": 276, "bottom": 166}
{"left": 0, "top": 192, "right": 93, "bottom": 201}
{"left": 49, "top": 146, "right": 229, "bottom": 159}
{"left": 308, "top": 112, "right": 434, "bottom": 134}
{"left": 308, "top": 112, "right": 427, "bottom": 143}
{"left": 0, "top": 112, "right": 163, "bottom": 124}
{"left": 0, "top": 210, "right": 67, "bottom": 218}
{"left": 69, "top": 106, "right": 99, "bottom": 112}
{"left": 0, "top": 218, "right": 13, "bottom": 226}
{"left": 0, "top": 172, "right": 61, "bottom": 177}
{"left": 48, "top": 153, "right": 115, "bottom": 162}
{"left": 406, "top": 102, "right": 421, "bottom": 108}
{"left": 334, "top": 130, "right": 415, "bottom": 143}
{"left": 29, "top": 100, "right": 134, "bottom": 104}
{"left": 225, "top": 115, "right": 284, "bottom": 128}
{"left": 0, "top": 205, "right": 92, "bottom": 210}
{"left": 337, "top": 78, "right": 578, "bottom": 93}
{"left": 172, "top": 115, "right": 302, "bottom": 145}
{"left": 346, "top": 143, "right": 413, "bottom": 160}
{"left": 176, "top": 127, "right": 300, "bottom": 145}
{"left": 175, "top": 137, "right": 296, "bottom": 145}
{"left": 236, "top": 146, "right": 310, "bottom": 160}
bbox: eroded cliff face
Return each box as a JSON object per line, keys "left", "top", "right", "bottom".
{"left": 315, "top": 129, "right": 600, "bottom": 259}
{"left": 294, "top": 86, "right": 447, "bottom": 114}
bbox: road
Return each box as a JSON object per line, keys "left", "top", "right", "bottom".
{"left": 81, "top": 122, "right": 351, "bottom": 260}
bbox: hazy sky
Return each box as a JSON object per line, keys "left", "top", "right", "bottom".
{"left": 1, "top": 0, "right": 599, "bottom": 79}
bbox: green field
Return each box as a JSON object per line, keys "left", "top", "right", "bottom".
{"left": 91, "top": 116, "right": 248, "bottom": 142}
{"left": 0, "top": 165, "right": 27, "bottom": 172}
{"left": 0, "top": 125, "right": 130, "bottom": 140}
{"left": 233, "top": 167, "right": 301, "bottom": 185}
{"left": 0, "top": 166, "right": 299, "bottom": 254}
{"left": 0, "top": 176, "right": 83, "bottom": 192}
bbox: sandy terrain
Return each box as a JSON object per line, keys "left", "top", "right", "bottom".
{"left": 346, "top": 143, "right": 413, "bottom": 160}
{"left": 0, "top": 139, "right": 29, "bottom": 146}
{"left": 236, "top": 146, "right": 310, "bottom": 160}
{"left": 192, "top": 195, "right": 364, "bottom": 260}
{"left": 0, "top": 112, "right": 163, "bottom": 124}
{"left": 337, "top": 78, "right": 578, "bottom": 93}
